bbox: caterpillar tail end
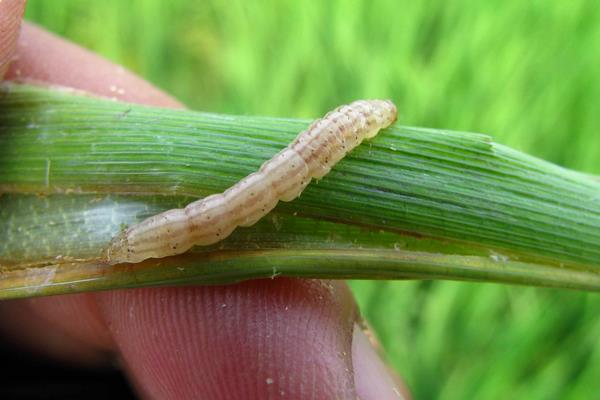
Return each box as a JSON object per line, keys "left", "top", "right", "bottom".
{"left": 103, "top": 231, "right": 132, "bottom": 265}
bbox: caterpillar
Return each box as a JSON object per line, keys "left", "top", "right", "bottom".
{"left": 104, "top": 99, "right": 398, "bottom": 264}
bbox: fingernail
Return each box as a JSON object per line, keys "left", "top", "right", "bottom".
{"left": 352, "top": 323, "right": 410, "bottom": 400}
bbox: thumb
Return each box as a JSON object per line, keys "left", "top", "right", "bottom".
{"left": 0, "top": 0, "right": 25, "bottom": 80}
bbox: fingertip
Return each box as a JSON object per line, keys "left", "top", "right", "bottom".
{"left": 352, "top": 323, "right": 411, "bottom": 400}
{"left": 0, "top": 0, "right": 26, "bottom": 80}
{"left": 95, "top": 279, "right": 360, "bottom": 399}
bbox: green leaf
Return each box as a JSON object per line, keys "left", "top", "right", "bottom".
{"left": 0, "top": 83, "right": 598, "bottom": 298}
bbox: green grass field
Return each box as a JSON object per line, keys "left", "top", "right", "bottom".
{"left": 25, "top": 1, "right": 600, "bottom": 398}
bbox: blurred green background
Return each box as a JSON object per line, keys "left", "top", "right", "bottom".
{"left": 25, "top": 1, "right": 600, "bottom": 398}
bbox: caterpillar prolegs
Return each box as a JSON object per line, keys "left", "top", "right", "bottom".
{"left": 104, "top": 99, "right": 398, "bottom": 264}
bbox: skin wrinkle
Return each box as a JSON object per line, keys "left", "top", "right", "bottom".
{"left": 105, "top": 100, "right": 397, "bottom": 264}
{"left": 0, "top": 0, "right": 24, "bottom": 78}
{"left": 96, "top": 280, "right": 358, "bottom": 399}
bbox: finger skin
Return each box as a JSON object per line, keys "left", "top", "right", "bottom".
{"left": 0, "top": 20, "right": 408, "bottom": 400}
{"left": 0, "top": 0, "right": 25, "bottom": 79}
{"left": 6, "top": 23, "right": 182, "bottom": 108}
{"left": 97, "top": 280, "right": 357, "bottom": 399}
{"left": 0, "top": 293, "right": 114, "bottom": 365}
{"left": 353, "top": 325, "right": 411, "bottom": 400}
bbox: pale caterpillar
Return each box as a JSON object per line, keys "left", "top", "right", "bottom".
{"left": 104, "top": 99, "right": 398, "bottom": 264}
